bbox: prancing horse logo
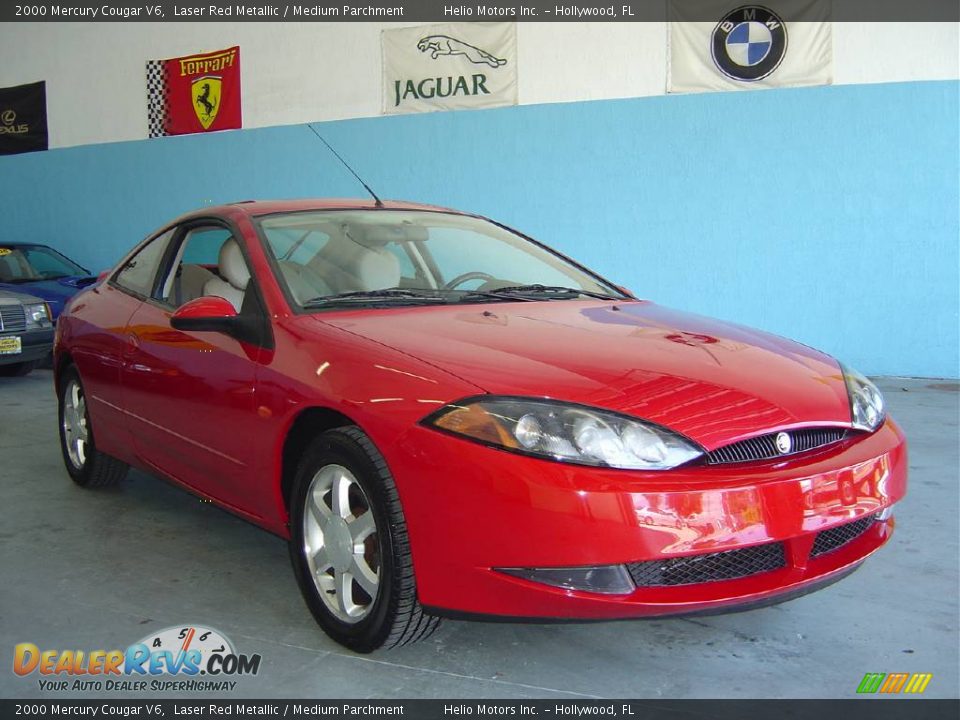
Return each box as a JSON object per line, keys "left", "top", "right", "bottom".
{"left": 417, "top": 35, "right": 507, "bottom": 68}
{"left": 192, "top": 76, "right": 221, "bottom": 130}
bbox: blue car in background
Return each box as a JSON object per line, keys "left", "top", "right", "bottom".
{"left": 0, "top": 243, "right": 96, "bottom": 321}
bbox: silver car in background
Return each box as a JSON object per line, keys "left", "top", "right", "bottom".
{"left": 0, "top": 290, "right": 53, "bottom": 377}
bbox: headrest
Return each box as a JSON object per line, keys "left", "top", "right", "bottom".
{"left": 219, "top": 239, "right": 250, "bottom": 291}
{"left": 353, "top": 247, "right": 400, "bottom": 291}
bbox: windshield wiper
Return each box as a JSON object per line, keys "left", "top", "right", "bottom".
{"left": 302, "top": 285, "right": 622, "bottom": 308}
{"left": 302, "top": 288, "right": 448, "bottom": 307}
{"left": 464, "top": 284, "right": 622, "bottom": 302}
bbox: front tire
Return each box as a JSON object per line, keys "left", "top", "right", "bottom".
{"left": 58, "top": 366, "right": 128, "bottom": 487}
{"left": 288, "top": 426, "right": 440, "bottom": 652}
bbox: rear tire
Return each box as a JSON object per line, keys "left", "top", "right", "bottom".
{"left": 0, "top": 360, "right": 38, "bottom": 377}
{"left": 58, "top": 366, "right": 128, "bottom": 487}
{"left": 288, "top": 426, "right": 440, "bottom": 652}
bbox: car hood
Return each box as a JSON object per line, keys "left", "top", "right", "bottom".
{"left": 318, "top": 300, "right": 852, "bottom": 450}
{"left": 0, "top": 288, "right": 44, "bottom": 304}
{"left": 0, "top": 277, "right": 96, "bottom": 318}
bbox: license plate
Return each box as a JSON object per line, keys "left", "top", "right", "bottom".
{"left": 0, "top": 336, "right": 22, "bottom": 355}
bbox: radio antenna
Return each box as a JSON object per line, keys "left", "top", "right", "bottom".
{"left": 307, "top": 123, "right": 384, "bottom": 208}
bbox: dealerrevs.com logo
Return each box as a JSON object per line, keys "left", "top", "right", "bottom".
{"left": 13, "top": 625, "right": 261, "bottom": 692}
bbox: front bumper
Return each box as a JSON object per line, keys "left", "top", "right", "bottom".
{"left": 389, "top": 417, "right": 907, "bottom": 619}
{"left": 0, "top": 328, "right": 54, "bottom": 366}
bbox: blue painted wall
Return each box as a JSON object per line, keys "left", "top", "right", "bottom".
{"left": 1, "top": 80, "right": 957, "bottom": 377}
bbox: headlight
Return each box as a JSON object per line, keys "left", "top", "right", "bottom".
{"left": 423, "top": 397, "right": 703, "bottom": 470}
{"left": 24, "top": 302, "right": 52, "bottom": 329}
{"left": 842, "top": 365, "right": 885, "bottom": 432}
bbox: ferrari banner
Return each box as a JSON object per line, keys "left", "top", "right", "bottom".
{"left": 382, "top": 22, "right": 517, "bottom": 114}
{"left": 0, "top": 81, "right": 48, "bottom": 155}
{"left": 668, "top": 0, "right": 832, "bottom": 93}
{"left": 146, "top": 45, "right": 242, "bottom": 137}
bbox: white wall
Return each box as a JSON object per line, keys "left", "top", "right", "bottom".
{"left": 0, "top": 21, "right": 956, "bottom": 148}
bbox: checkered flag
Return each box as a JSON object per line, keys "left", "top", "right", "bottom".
{"left": 145, "top": 60, "right": 170, "bottom": 137}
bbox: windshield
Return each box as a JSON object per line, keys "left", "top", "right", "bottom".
{"left": 257, "top": 210, "right": 625, "bottom": 308}
{"left": 0, "top": 245, "right": 88, "bottom": 283}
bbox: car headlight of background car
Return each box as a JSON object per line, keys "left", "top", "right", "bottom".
{"left": 423, "top": 397, "right": 703, "bottom": 470}
{"left": 842, "top": 365, "right": 886, "bottom": 432}
{"left": 24, "top": 302, "right": 52, "bottom": 329}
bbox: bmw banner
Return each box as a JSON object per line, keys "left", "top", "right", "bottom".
{"left": 0, "top": 81, "right": 48, "bottom": 155}
{"left": 668, "top": 0, "right": 832, "bottom": 93}
{"left": 382, "top": 22, "right": 517, "bottom": 115}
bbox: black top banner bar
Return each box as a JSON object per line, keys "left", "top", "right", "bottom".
{"left": 2, "top": 0, "right": 958, "bottom": 22}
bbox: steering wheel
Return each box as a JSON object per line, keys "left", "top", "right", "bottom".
{"left": 443, "top": 271, "right": 496, "bottom": 291}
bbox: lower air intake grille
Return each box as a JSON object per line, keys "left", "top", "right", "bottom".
{"left": 811, "top": 514, "right": 878, "bottom": 557}
{"left": 0, "top": 304, "right": 26, "bottom": 333}
{"left": 627, "top": 542, "right": 786, "bottom": 587}
{"left": 705, "top": 428, "right": 847, "bottom": 465}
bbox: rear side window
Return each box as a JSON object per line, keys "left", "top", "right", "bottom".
{"left": 113, "top": 229, "right": 174, "bottom": 297}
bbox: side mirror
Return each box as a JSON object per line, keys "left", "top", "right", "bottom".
{"left": 170, "top": 296, "right": 244, "bottom": 339}
{"left": 172, "top": 294, "right": 273, "bottom": 349}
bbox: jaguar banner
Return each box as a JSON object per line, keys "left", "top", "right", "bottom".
{"left": 146, "top": 45, "right": 242, "bottom": 137}
{"left": 0, "top": 81, "right": 48, "bottom": 155}
{"left": 668, "top": 0, "right": 832, "bottom": 93}
{"left": 382, "top": 22, "right": 517, "bottom": 114}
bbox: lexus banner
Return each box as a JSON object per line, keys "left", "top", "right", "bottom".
{"left": 146, "top": 45, "right": 242, "bottom": 137}
{"left": 668, "top": 0, "right": 833, "bottom": 93}
{"left": 382, "top": 22, "right": 517, "bottom": 114}
{"left": 0, "top": 81, "right": 48, "bottom": 155}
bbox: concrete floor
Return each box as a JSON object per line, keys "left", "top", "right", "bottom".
{"left": 1, "top": 371, "right": 957, "bottom": 699}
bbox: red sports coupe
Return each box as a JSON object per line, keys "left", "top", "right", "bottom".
{"left": 54, "top": 199, "right": 906, "bottom": 652}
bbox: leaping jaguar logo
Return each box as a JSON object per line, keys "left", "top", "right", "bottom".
{"left": 417, "top": 35, "right": 507, "bottom": 68}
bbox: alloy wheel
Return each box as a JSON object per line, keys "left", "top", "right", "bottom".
{"left": 302, "top": 464, "right": 381, "bottom": 623}
{"left": 62, "top": 378, "right": 89, "bottom": 470}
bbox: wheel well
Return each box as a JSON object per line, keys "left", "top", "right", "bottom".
{"left": 55, "top": 352, "right": 74, "bottom": 394}
{"left": 281, "top": 407, "right": 355, "bottom": 512}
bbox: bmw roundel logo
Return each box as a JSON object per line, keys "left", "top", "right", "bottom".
{"left": 711, "top": 6, "right": 788, "bottom": 82}
{"left": 775, "top": 432, "right": 792, "bottom": 455}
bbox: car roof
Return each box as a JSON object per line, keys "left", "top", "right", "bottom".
{"left": 181, "top": 198, "right": 471, "bottom": 221}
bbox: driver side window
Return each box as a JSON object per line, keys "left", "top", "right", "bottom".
{"left": 113, "top": 229, "right": 175, "bottom": 298}
{"left": 158, "top": 227, "right": 235, "bottom": 309}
